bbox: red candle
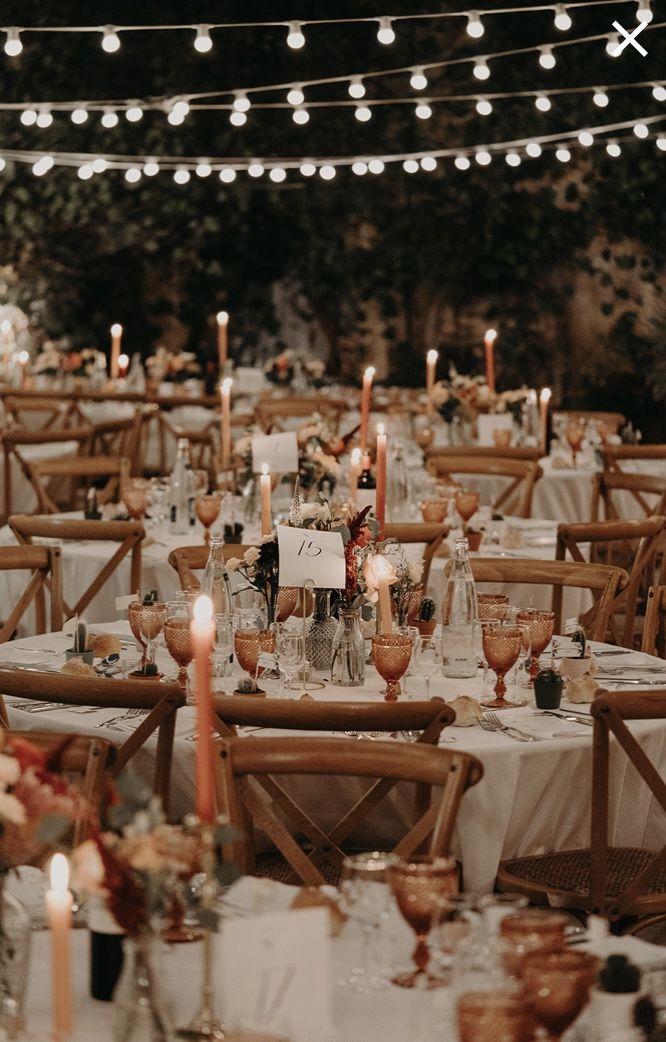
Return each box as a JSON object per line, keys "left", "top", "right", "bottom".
{"left": 375, "top": 423, "right": 387, "bottom": 539}
{"left": 349, "top": 447, "right": 362, "bottom": 507}
{"left": 117, "top": 353, "right": 129, "bottom": 380}
{"left": 260, "top": 463, "right": 272, "bottom": 537}
{"left": 110, "top": 323, "right": 123, "bottom": 380}
{"left": 191, "top": 595, "right": 216, "bottom": 823}
{"left": 359, "top": 366, "right": 375, "bottom": 451}
{"left": 426, "top": 350, "right": 438, "bottom": 412}
{"left": 220, "top": 377, "right": 232, "bottom": 463}
{"left": 217, "top": 311, "right": 229, "bottom": 370}
{"left": 484, "top": 329, "right": 497, "bottom": 394}
{"left": 46, "top": 853, "right": 73, "bottom": 1042}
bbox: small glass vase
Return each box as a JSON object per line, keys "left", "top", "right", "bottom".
{"left": 305, "top": 589, "right": 337, "bottom": 671}
{"left": 113, "top": 933, "right": 175, "bottom": 1042}
{"left": 331, "top": 608, "right": 365, "bottom": 687}
{"left": 0, "top": 882, "right": 31, "bottom": 1031}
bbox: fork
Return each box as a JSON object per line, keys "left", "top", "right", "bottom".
{"left": 96, "top": 708, "right": 147, "bottom": 729}
{"left": 481, "top": 712, "right": 539, "bottom": 742}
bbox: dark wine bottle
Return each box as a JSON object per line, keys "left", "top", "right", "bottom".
{"left": 88, "top": 899, "right": 125, "bottom": 1001}
{"left": 355, "top": 453, "right": 376, "bottom": 514}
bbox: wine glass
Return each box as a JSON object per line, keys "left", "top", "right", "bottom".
{"left": 127, "top": 600, "right": 147, "bottom": 669}
{"left": 192, "top": 468, "right": 209, "bottom": 497}
{"left": 481, "top": 623, "right": 525, "bottom": 709}
{"left": 412, "top": 635, "right": 441, "bottom": 699}
{"left": 195, "top": 493, "right": 222, "bottom": 544}
{"left": 371, "top": 634, "right": 413, "bottom": 702}
{"left": 388, "top": 855, "right": 458, "bottom": 988}
{"left": 276, "top": 586, "right": 299, "bottom": 623}
{"left": 500, "top": 909, "right": 569, "bottom": 977}
{"left": 519, "top": 950, "right": 600, "bottom": 1042}
{"left": 212, "top": 613, "right": 234, "bottom": 681}
{"left": 565, "top": 419, "right": 586, "bottom": 467}
{"left": 164, "top": 600, "right": 194, "bottom": 691}
{"left": 234, "top": 628, "right": 276, "bottom": 683}
{"left": 337, "top": 851, "right": 397, "bottom": 992}
{"left": 457, "top": 990, "right": 532, "bottom": 1042}
{"left": 477, "top": 594, "right": 509, "bottom": 622}
{"left": 137, "top": 601, "right": 167, "bottom": 675}
{"left": 275, "top": 631, "right": 302, "bottom": 695}
{"left": 121, "top": 478, "right": 148, "bottom": 520}
{"left": 517, "top": 609, "right": 555, "bottom": 681}
{"left": 454, "top": 488, "right": 480, "bottom": 531}
{"left": 429, "top": 894, "right": 476, "bottom": 983}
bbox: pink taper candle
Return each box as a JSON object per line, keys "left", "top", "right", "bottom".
{"left": 46, "top": 853, "right": 73, "bottom": 1042}
{"left": 349, "top": 447, "right": 362, "bottom": 508}
{"left": 539, "top": 387, "right": 552, "bottom": 455}
{"left": 216, "top": 311, "right": 229, "bottom": 370}
{"left": 375, "top": 423, "right": 387, "bottom": 539}
{"left": 110, "top": 323, "right": 123, "bottom": 380}
{"left": 260, "top": 463, "right": 272, "bottom": 537}
{"left": 220, "top": 377, "right": 232, "bottom": 463}
{"left": 426, "top": 350, "right": 438, "bottom": 412}
{"left": 359, "top": 366, "right": 375, "bottom": 451}
{"left": 484, "top": 329, "right": 497, "bottom": 394}
{"left": 191, "top": 594, "right": 216, "bottom": 824}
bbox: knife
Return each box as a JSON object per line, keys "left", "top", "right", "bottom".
{"left": 600, "top": 678, "right": 666, "bottom": 686}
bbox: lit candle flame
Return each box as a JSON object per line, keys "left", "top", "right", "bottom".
{"left": 17, "top": 350, "right": 29, "bottom": 365}
{"left": 193, "top": 594, "right": 213, "bottom": 626}
{"left": 351, "top": 448, "right": 362, "bottom": 464}
{"left": 216, "top": 311, "right": 229, "bottom": 326}
{"left": 426, "top": 349, "right": 438, "bottom": 363}
{"left": 261, "top": 462, "right": 269, "bottom": 476}
{"left": 377, "top": 423, "right": 385, "bottom": 436}
{"left": 221, "top": 377, "right": 233, "bottom": 392}
{"left": 540, "top": 387, "right": 552, "bottom": 403}
{"left": 364, "top": 366, "right": 375, "bottom": 379}
{"left": 110, "top": 323, "right": 123, "bottom": 337}
{"left": 50, "top": 852, "right": 69, "bottom": 893}
{"left": 485, "top": 329, "right": 497, "bottom": 342}
{"left": 118, "top": 353, "right": 129, "bottom": 369}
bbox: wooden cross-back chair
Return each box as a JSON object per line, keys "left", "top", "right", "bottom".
{"left": 0, "top": 544, "right": 63, "bottom": 640}
{"left": 168, "top": 543, "right": 255, "bottom": 592}
{"left": 0, "top": 672, "right": 185, "bottom": 812}
{"left": 591, "top": 471, "right": 666, "bottom": 524}
{"left": 254, "top": 396, "right": 348, "bottom": 434}
{"left": 601, "top": 444, "right": 666, "bottom": 471}
{"left": 157, "top": 413, "right": 219, "bottom": 487}
{"left": 555, "top": 517, "right": 666, "bottom": 647}
{"left": 497, "top": 689, "right": 666, "bottom": 931}
{"left": 215, "top": 736, "right": 482, "bottom": 886}
{"left": 641, "top": 585, "right": 666, "bottom": 659}
{"left": 383, "top": 523, "right": 449, "bottom": 595}
{"left": 88, "top": 408, "right": 148, "bottom": 466}
{"left": 424, "top": 453, "right": 543, "bottom": 518}
{"left": 468, "top": 557, "right": 628, "bottom": 641}
{"left": 2, "top": 424, "right": 94, "bottom": 520}
{"left": 9, "top": 514, "right": 144, "bottom": 621}
{"left": 24, "top": 456, "right": 131, "bottom": 514}
{"left": 426, "top": 445, "right": 542, "bottom": 463}
{"left": 3, "top": 730, "right": 114, "bottom": 847}
{"left": 4, "top": 395, "right": 85, "bottom": 431}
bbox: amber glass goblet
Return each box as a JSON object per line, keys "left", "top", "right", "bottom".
{"left": 500, "top": 910, "right": 568, "bottom": 977}
{"left": 388, "top": 855, "right": 458, "bottom": 988}
{"left": 481, "top": 624, "right": 524, "bottom": 709}
{"left": 415, "top": 427, "right": 434, "bottom": 452}
{"left": 477, "top": 593, "right": 510, "bottom": 622}
{"left": 137, "top": 601, "right": 167, "bottom": 673}
{"left": 492, "top": 428, "right": 513, "bottom": 450}
{"left": 454, "top": 488, "right": 480, "bottom": 529}
{"left": 164, "top": 601, "right": 193, "bottom": 691}
{"left": 371, "top": 634, "right": 413, "bottom": 702}
{"left": 234, "top": 628, "right": 276, "bottom": 681}
{"left": 457, "top": 990, "right": 533, "bottom": 1042}
{"left": 275, "top": 586, "right": 299, "bottom": 622}
{"left": 565, "top": 420, "right": 586, "bottom": 467}
{"left": 195, "top": 493, "right": 222, "bottom": 544}
{"left": 520, "top": 950, "right": 600, "bottom": 1042}
{"left": 121, "top": 478, "right": 148, "bottom": 520}
{"left": 128, "top": 600, "right": 147, "bottom": 668}
{"left": 517, "top": 609, "right": 556, "bottom": 681}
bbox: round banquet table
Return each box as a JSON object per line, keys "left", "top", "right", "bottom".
{"left": 4, "top": 623, "right": 666, "bottom": 896}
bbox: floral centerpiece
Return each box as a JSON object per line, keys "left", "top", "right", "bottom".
{"left": 232, "top": 419, "right": 341, "bottom": 501}
{"left": 264, "top": 348, "right": 297, "bottom": 385}
{"left": 432, "top": 369, "right": 496, "bottom": 423}
{"left": 33, "top": 341, "right": 106, "bottom": 380}
{"left": 145, "top": 346, "right": 201, "bottom": 384}
{"left": 226, "top": 536, "right": 281, "bottom": 625}
{"left": 380, "top": 543, "right": 424, "bottom": 627}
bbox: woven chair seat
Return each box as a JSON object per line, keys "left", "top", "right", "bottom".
{"left": 501, "top": 847, "right": 666, "bottom": 899}
{"left": 256, "top": 851, "right": 342, "bottom": 887}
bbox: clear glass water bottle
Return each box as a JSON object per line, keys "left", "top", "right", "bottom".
{"left": 441, "top": 537, "right": 479, "bottom": 679}
{"left": 201, "top": 537, "right": 232, "bottom": 616}
{"left": 170, "top": 438, "right": 191, "bottom": 534}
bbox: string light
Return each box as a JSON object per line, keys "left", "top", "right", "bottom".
{"left": 475, "top": 149, "right": 492, "bottom": 165}
{"left": 125, "top": 104, "right": 143, "bottom": 122}
{"left": 20, "top": 109, "right": 37, "bottom": 127}
{"left": 32, "top": 155, "right": 53, "bottom": 176}
{"left": 287, "top": 86, "right": 305, "bottom": 106}
{"left": 415, "top": 101, "right": 432, "bottom": 119}
{"left": 286, "top": 21, "right": 305, "bottom": 49}
{"left": 143, "top": 159, "right": 159, "bottom": 175}
{"left": 36, "top": 108, "right": 53, "bottom": 128}
{"left": 526, "top": 141, "right": 543, "bottom": 156}
{"left": 606, "top": 140, "right": 622, "bottom": 155}
{"left": 194, "top": 25, "right": 213, "bottom": 52}
{"left": 229, "top": 111, "right": 247, "bottom": 127}
{"left": 195, "top": 160, "right": 212, "bottom": 177}
{"left": 77, "top": 163, "right": 93, "bottom": 179}
{"left": 167, "top": 99, "right": 189, "bottom": 126}
{"left": 538, "top": 45, "right": 556, "bottom": 69}
{"left": 319, "top": 164, "right": 337, "bottom": 179}
{"left": 91, "top": 158, "right": 107, "bottom": 173}
{"left": 125, "top": 166, "right": 141, "bottom": 182}
{"left": 634, "top": 122, "right": 649, "bottom": 137}
{"left": 656, "top": 137, "right": 666, "bottom": 150}
{"left": 4, "top": 28, "right": 22, "bottom": 56}
{"left": 101, "top": 26, "right": 121, "bottom": 53}
{"left": 637, "top": 0, "right": 653, "bottom": 23}
{"left": 101, "top": 109, "right": 119, "bottom": 128}
{"left": 578, "top": 130, "right": 594, "bottom": 145}
{"left": 219, "top": 167, "right": 237, "bottom": 181}
{"left": 173, "top": 167, "right": 190, "bottom": 184}
{"left": 355, "top": 104, "right": 372, "bottom": 122}
{"left": 420, "top": 156, "right": 437, "bottom": 170}
{"left": 473, "top": 58, "right": 490, "bottom": 80}
{"left": 535, "top": 93, "right": 552, "bottom": 111}
{"left": 403, "top": 158, "right": 419, "bottom": 172}
{"left": 368, "top": 158, "right": 385, "bottom": 173}
{"left": 300, "top": 161, "right": 316, "bottom": 176}
{"left": 269, "top": 166, "right": 287, "bottom": 182}
{"left": 410, "top": 68, "right": 428, "bottom": 91}
{"left": 352, "top": 160, "right": 368, "bottom": 175}
{"left": 376, "top": 17, "right": 395, "bottom": 45}
{"left": 454, "top": 156, "right": 471, "bottom": 170}
{"left": 505, "top": 151, "right": 521, "bottom": 165}
{"left": 466, "top": 11, "right": 485, "bottom": 38}
{"left": 554, "top": 5, "right": 573, "bottom": 30}
{"left": 292, "top": 108, "right": 309, "bottom": 125}
{"left": 556, "top": 146, "right": 572, "bottom": 160}
{"left": 653, "top": 85, "right": 666, "bottom": 102}
{"left": 606, "top": 32, "right": 620, "bottom": 55}
{"left": 248, "top": 161, "right": 264, "bottom": 177}
{"left": 233, "top": 92, "right": 251, "bottom": 112}
{"left": 348, "top": 77, "right": 366, "bottom": 99}
{"left": 593, "top": 89, "right": 609, "bottom": 107}
{"left": 71, "top": 108, "right": 88, "bottom": 124}
{"left": 476, "top": 97, "right": 493, "bottom": 115}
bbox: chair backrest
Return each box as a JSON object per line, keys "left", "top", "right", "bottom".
{"left": 426, "top": 445, "right": 542, "bottom": 462}
{"left": 601, "top": 444, "right": 666, "bottom": 467}
{"left": 9, "top": 514, "right": 144, "bottom": 621}
{"left": 590, "top": 690, "right": 666, "bottom": 920}
{"left": 0, "top": 544, "right": 63, "bottom": 639}
{"left": 591, "top": 470, "right": 666, "bottom": 523}
{"left": 215, "top": 736, "right": 482, "bottom": 885}
{"left": 0, "top": 671, "right": 185, "bottom": 811}
{"left": 4, "top": 730, "right": 115, "bottom": 846}
{"left": 2, "top": 424, "right": 94, "bottom": 519}
{"left": 168, "top": 543, "right": 254, "bottom": 591}
{"left": 556, "top": 517, "right": 666, "bottom": 646}
{"left": 641, "top": 585, "right": 666, "bottom": 658}
{"left": 383, "top": 523, "right": 448, "bottom": 595}
{"left": 157, "top": 413, "right": 218, "bottom": 486}
{"left": 254, "top": 397, "right": 347, "bottom": 435}
{"left": 4, "top": 396, "right": 84, "bottom": 431}
{"left": 424, "top": 454, "right": 543, "bottom": 518}
{"left": 468, "top": 557, "right": 628, "bottom": 640}
{"left": 24, "top": 455, "right": 131, "bottom": 513}
{"left": 552, "top": 410, "right": 626, "bottom": 435}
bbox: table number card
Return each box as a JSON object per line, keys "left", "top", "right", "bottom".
{"left": 477, "top": 412, "right": 513, "bottom": 446}
{"left": 220, "top": 908, "right": 331, "bottom": 1042}
{"left": 251, "top": 431, "right": 299, "bottom": 474}
{"left": 277, "top": 525, "right": 345, "bottom": 589}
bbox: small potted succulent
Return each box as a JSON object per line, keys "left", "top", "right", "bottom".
{"left": 417, "top": 598, "right": 436, "bottom": 638}
{"left": 590, "top": 954, "right": 656, "bottom": 1039}
{"left": 559, "top": 625, "right": 592, "bottom": 680}
{"left": 233, "top": 677, "right": 266, "bottom": 697}
{"left": 534, "top": 667, "right": 564, "bottom": 709}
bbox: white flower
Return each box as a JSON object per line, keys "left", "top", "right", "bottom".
{"left": 0, "top": 753, "right": 19, "bottom": 787}
{"left": 0, "top": 791, "right": 26, "bottom": 826}
{"left": 408, "top": 561, "right": 424, "bottom": 585}
{"left": 226, "top": 557, "right": 242, "bottom": 572}
{"left": 244, "top": 547, "right": 261, "bottom": 566}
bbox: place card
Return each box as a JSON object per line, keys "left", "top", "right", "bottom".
{"left": 251, "top": 431, "right": 299, "bottom": 474}
{"left": 477, "top": 413, "right": 513, "bottom": 446}
{"left": 277, "top": 525, "right": 345, "bottom": 589}
{"left": 220, "top": 908, "right": 331, "bottom": 1042}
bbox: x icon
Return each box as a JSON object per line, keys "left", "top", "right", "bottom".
{"left": 611, "top": 19, "right": 648, "bottom": 57}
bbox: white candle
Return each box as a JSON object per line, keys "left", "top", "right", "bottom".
{"left": 46, "top": 853, "right": 73, "bottom": 1042}
{"left": 349, "top": 447, "right": 362, "bottom": 507}
{"left": 117, "top": 352, "right": 129, "bottom": 379}
{"left": 426, "top": 349, "right": 438, "bottom": 411}
{"left": 484, "top": 329, "right": 497, "bottom": 394}
{"left": 539, "top": 387, "right": 552, "bottom": 455}
{"left": 17, "top": 349, "right": 29, "bottom": 387}
{"left": 359, "top": 366, "right": 375, "bottom": 451}
{"left": 220, "top": 377, "right": 232, "bottom": 464}
{"left": 260, "top": 462, "right": 272, "bottom": 537}
{"left": 110, "top": 322, "right": 123, "bottom": 380}
{"left": 191, "top": 594, "right": 215, "bottom": 824}
{"left": 371, "top": 554, "right": 394, "bottom": 635}
{"left": 217, "top": 311, "right": 229, "bottom": 369}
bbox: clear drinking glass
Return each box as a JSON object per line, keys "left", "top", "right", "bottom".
{"left": 275, "top": 631, "right": 302, "bottom": 694}
{"left": 337, "top": 852, "right": 397, "bottom": 993}
{"left": 413, "top": 634, "right": 442, "bottom": 699}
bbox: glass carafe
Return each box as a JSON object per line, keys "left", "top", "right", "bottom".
{"left": 305, "top": 589, "right": 337, "bottom": 672}
{"left": 331, "top": 608, "right": 365, "bottom": 686}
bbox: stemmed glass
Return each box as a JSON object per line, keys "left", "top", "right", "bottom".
{"left": 413, "top": 635, "right": 441, "bottom": 699}
{"left": 127, "top": 600, "right": 147, "bottom": 669}
{"left": 234, "top": 628, "right": 276, "bottom": 683}
{"left": 454, "top": 488, "right": 480, "bottom": 532}
{"left": 121, "top": 478, "right": 148, "bottom": 521}
{"left": 164, "top": 600, "right": 194, "bottom": 691}
{"left": 337, "top": 851, "right": 397, "bottom": 993}
{"left": 388, "top": 855, "right": 458, "bottom": 988}
{"left": 429, "top": 894, "right": 476, "bottom": 983}
{"left": 565, "top": 419, "right": 586, "bottom": 467}
{"left": 136, "top": 601, "right": 167, "bottom": 676}
{"left": 481, "top": 623, "right": 525, "bottom": 709}
{"left": 517, "top": 609, "right": 555, "bottom": 681}
{"left": 477, "top": 593, "right": 509, "bottom": 622}
{"left": 195, "top": 493, "right": 222, "bottom": 544}
{"left": 519, "top": 950, "right": 600, "bottom": 1041}
{"left": 371, "top": 634, "right": 413, "bottom": 702}
{"left": 457, "top": 990, "right": 532, "bottom": 1042}
{"left": 275, "top": 631, "right": 302, "bottom": 695}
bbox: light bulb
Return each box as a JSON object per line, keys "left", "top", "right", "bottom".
{"left": 475, "top": 150, "right": 492, "bottom": 166}
{"left": 319, "top": 164, "right": 337, "bottom": 180}
{"left": 368, "top": 159, "right": 384, "bottom": 174}
{"left": 168, "top": 99, "right": 189, "bottom": 125}
{"left": 248, "top": 162, "right": 264, "bottom": 178}
{"left": 355, "top": 105, "right": 372, "bottom": 122}
{"left": 219, "top": 167, "right": 237, "bottom": 182}
{"left": 125, "top": 167, "right": 141, "bottom": 183}
{"left": 77, "top": 164, "right": 93, "bottom": 179}
{"left": 0, "top": 159, "right": 6, "bottom": 172}
{"left": 194, "top": 25, "right": 213, "bottom": 52}
{"left": 653, "top": 85, "right": 666, "bottom": 102}
{"left": 473, "top": 59, "right": 490, "bottom": 81}
{"left": 101, "top": 26, "right": 121, "bottom": 53}
{"left": 606, "top": 141, "right": 622, "bottom": 156}
{"left": 233, "top": 92, "right": 251, "bottom": 113}
{"left": 415, "top": 102, "right": 432, "bottom": 120}
{"left": 637, "top": 0, "right": 653, "bottom": 23}
{"left": 143, "top": 160, "right": 159, "bottom": 176}
{"left": 101, "top": 109, "right": 119, "bottom": 128}
{"left": 607, "top": 33, "right": 620, "bottom": 55}
{"left": 376, "top": 17, "right": 395, "bottom": 45}
{"left": 454, "top": 155, "right": 471, "bottom": 170}
{"left": 554, "top": 4, "right": 572, "bottom": 30}
{"left": 539, "top": 46, "right": 556, "bottom": 69}
{"left": 4, "top": 28, "right": 23, "bottom": 57}
{"left": 125, "top": 105, "right": 143, "bottom": 122}
{"left": 556, "top": 147, "right": 571, "bottom": 161}
{"left": 269, "top": 167, "right": 287, "bottom": 183}
{"left": 196, "top": 161, "right": 212, "bottom": 177}
{"left": 505, "top": 151, "right": 521, "bottom": 167}
{"left": 292, "top": 108, "right": 309, "bottom": 125}
{"left": 36, "top": 109, "right": 53, "bottom": 128}
{"left": 634, "top": 122, "right": 649, "bottom": 138}
{"left": 526, "top": 142, "right": 543, "bottom": 157}
{"left": 593, "top": 90, "right": 609, "bottom": 108}
{"left": 287, "top": 87, "right": 305, "bottom": 106}
{"left": 476, "top": 97, "right": 493, "bottom": 116}
{"left": 410, "top": 68, "right": 428, "bottom": 91}
{"left": 656, "top": 137, "right": 666, "bottom": 151}
{"left": 420, "top": 156, "right": 437, "bottom": 171}
{"left": 535, "top": 94, "right": 552, "bottom": 112}
{"left": 300, "top": 161, "right": 316, "bottom": 176}
{"left": 466, "top": 11, "right": 485, "bottom": 38}
{"left": 20, "top": 109, "right": 37, "bottom": 126}
{"left": 403, "top": 159, "right": 419, "bottom": 173}
{"left": 32, "top": 155, "right": 54, "bottom": 176}
{"left": 173, "top": 168, "right": 191, "bottom": 185}
{"left": 348, "top": 78, "right": 365, "bottom": 99}
{"left": 286, "top": 21, "right": 305, "bottom": 49}
{"left": 229, "top": 111, "right": 247, "bottom": 127}
{"left": 91, "top": 158, "right": 108, "bottom": 173}
{"left": 352, "top": 161, "right": 368, "bottom": 175}
{"left": 71, "top": 108, "right": 88, "bottom": 124}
